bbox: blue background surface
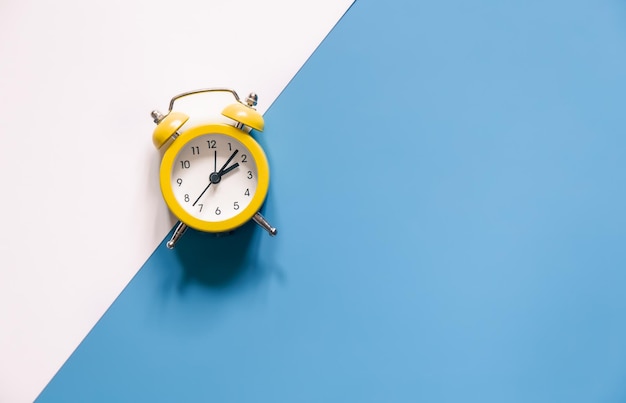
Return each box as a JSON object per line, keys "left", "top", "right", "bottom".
{"left": 38, "top": 0, "right": 626, "bottom": 401}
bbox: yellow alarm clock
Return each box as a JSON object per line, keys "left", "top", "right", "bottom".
{"left": 150, "top": 88, "right": 277, "bottom": 249}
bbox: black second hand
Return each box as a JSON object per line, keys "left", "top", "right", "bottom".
{"left": 192, "top": 149, "right": 218, "bottom": 206}
{"left": 192, "top": 183, "right": 210, "bottom": 206}
{"left": 192, "top": 149, "right": 239, "bottom": 206}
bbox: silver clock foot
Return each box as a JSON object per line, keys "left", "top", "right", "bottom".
{"left": 167, "top": 221, "right": 188, "bottom": 249}
{"left": 253, "top": 212, "right": 277, "bottom": 236}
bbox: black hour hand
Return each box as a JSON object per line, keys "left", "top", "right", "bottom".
{"left": 218, "top": 149, "right": 238, "bottom": 175}
{"left": 221, "top": 162, "right": 239, "bottom": 177}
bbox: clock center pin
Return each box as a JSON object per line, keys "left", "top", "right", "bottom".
{"left": 210, "top": 172, "right": 221, "bottom": 184}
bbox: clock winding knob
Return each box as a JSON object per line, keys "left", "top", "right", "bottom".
{"left": 151, "top": 110, "right": 165, "bottom": 124}
{"left": 245, "top": 92, "right": 258, "bottom": 108}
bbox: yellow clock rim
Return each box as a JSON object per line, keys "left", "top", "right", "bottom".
{"left": 159, "top": 123, "right": 270, "bottom": 233}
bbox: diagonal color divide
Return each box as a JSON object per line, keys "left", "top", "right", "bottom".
{"left": 0, "top": 0, "right": 353, "bottom": 401}
{"left": 38, "top": 0, "right": 626, "bottom": 401}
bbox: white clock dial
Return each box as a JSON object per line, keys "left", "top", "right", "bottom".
{"left": 170, "top": 133, "right": 258, "bottom": 222}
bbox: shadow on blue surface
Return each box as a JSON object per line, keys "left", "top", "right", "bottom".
{"left": 172, "top": 221, "right": 258, "bottom": 288}
{"left": 36, "top": 0, "right": 626, "bottom": 401}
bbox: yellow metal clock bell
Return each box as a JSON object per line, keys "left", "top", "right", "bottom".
{"left": 150, "top": 88, "right": 277, "bottom": 249}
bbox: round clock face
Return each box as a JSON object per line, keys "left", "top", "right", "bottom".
{"left": 170, "top": 133, "right": 259, "bottom": 222}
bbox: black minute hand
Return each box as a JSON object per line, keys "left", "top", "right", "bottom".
{"left": 217, "top": 149, "right": 238, "bottom": 175}
{"left": 192, "top": 149, "right": 239, "bottom": 206}
{"left": 221, "top": 162, "right": 239, "bottom": 176}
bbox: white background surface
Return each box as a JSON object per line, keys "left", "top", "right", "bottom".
{"left": 0, "top": 0, "right": 352, "bottom": 401}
